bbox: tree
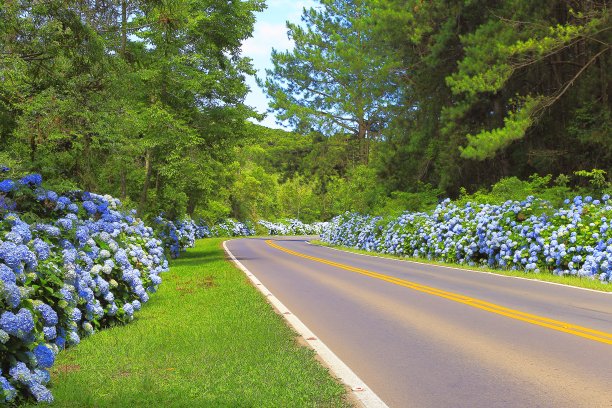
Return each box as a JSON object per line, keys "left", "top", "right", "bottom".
{"left": 261, "top": 0, "right": 402, "bottom": 164}
{"left": 371, "top": 0, "right": 611, "bottom": 195}
{"left": 445, "top": 1, "right": 611, "bottom": 161}
{"left": 0, "top": 0, "right": 265, "bottom": 217}
{"left": 278, "top": 174, "right": 319, "bottom": 221}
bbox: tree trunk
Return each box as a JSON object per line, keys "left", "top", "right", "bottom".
{"left": 186, "top": 192, "right": 199, "bottom": 216}
{"left": 601, "top": 53, "right": 608, "bottom": 104}
{"left": 138, "top": 149, "right": 152, "bottom": 215}
{"left": 121, "top": 0, "right": 127, "bottom": 58}
{"left": 120, "top": 168, "right": 127, "bottom": 199}
{"left": 30, "top": 131, "right": 36, "bottom": 164}
{"left": 357, "top": 119, "right": 369, "bottom": 165}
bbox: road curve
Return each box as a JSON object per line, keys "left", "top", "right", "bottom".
{"left": 224, "top": 237, "right": 612, "bottom": 408}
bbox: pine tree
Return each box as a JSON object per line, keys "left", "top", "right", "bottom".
{"left": 261, "top": 0, "right": 402, "bottom": 164}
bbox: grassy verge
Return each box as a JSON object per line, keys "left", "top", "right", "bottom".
{"left": 42, "top": 238, "right": 351, "bottom": 407}
{"left": 311, "top": 240, "right": 612, "bottom": 293}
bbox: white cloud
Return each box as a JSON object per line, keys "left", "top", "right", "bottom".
{"left": 240, "top": 0, "right": 319, "bottom": 129}
{"left": 241, "top": 22, "right": 293, "bottom": 60}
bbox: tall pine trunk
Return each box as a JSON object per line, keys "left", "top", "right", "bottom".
{"left": 138, "top": 150, "right": 152, "bottom": 215}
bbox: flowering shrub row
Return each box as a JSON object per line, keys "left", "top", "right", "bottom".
{"left": 210, "top": 219, "right": 255, "bottom": 238}
{"left": 257, "top": 219, "right": 328, "bottom": 236}
{"left": 154, "top": 217, "right": 327, "bottom": 258}
{"left": 0, "top": 170, "right": 330, "bottom": 404}
{"left": 152, "top": 217, "right": 197, "bottom": 259}
{"left": 321, "top": 195, "right": 612, "bottom": 282}
{"left": 0, "top": 174, "right": 168, "bottom": 404}
{"left": 151, "top": 218, "right": 255, "bottom": 259}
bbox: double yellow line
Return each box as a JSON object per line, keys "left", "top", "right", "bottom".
{"left": 265, "top": 240, "right": 612, "bottom": 345}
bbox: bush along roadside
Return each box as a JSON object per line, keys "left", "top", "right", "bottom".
{"left": 322, "top": 195, "right": 612, "bottom": 282}
{"left": 257, "top": 219, "right": 328, "bottom": 236}
{"left": 0, "top": 170, "right": 329, "bottom": 404}
{"left": 0, "top": 174, "right": 168, "bottom": 404}
{"left": 153, "top": 217, "right": 328, "bottom": 259}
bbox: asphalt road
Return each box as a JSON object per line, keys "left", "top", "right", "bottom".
{"left": 224, "top": 237, "right": 612, "bottom": 408}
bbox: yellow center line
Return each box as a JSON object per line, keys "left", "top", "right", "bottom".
{"left": 265, "top": 240, "right": 612, "bottom": 345}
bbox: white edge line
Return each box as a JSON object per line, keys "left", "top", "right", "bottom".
{"left": 223, "top": 239, "right": 389, "bottom": 408}
{"left": 306, "top": 241, "right": 611, "bottom": 295}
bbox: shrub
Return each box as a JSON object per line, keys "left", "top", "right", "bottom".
{"left": 322, "top": 195, "right": 612, "bottom": 282}
{"left": 0, "top": 174, "right": 168, "bottom": 404}
{"left": 257, "top": 219, "right": 327, "bottom": 236}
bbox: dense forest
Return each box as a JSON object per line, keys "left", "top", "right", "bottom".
{"left": 1, "top": 0, "right": 610, "bottom": 222}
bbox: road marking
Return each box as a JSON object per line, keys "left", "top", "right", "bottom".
{"left": 266, "top": 240, "right": 612, "bottom": 345}
{"left": 307, "top": 241, "right": 612, "bottom": 294}
{"left": 223, "top": 240, "right": 389, "bottom": 408}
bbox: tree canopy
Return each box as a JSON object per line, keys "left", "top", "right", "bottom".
{"left": 1, "top": 0, "right": 610, "bottom": 222}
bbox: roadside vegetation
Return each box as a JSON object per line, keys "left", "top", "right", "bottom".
{"left": 318, "top": 193, "right": 612, "bottom": 289}
{"left": 38, "top": 238, "right": 351, "bottom": 407}
{"left": 1, "top": 1, "right": 609, "bottom": 223}
{"left": 1, "top": 0, "right": 609, "bottom": 404}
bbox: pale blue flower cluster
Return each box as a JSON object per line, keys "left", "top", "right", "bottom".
{"left": 153, "top": 217, "right": 197, "bottom": 259}
{"left": 258, "top": 219, "right": 328, "bottom": 236}
{"left": 0, "top": 173, "right": 169, "bottom": 404}
{"left": 210, "top": 219, "right": 255, "bottom": 237}
{"left": 154, "top": 217, "right": 262, "bottom": 258}
{"left": 321, "top": 195, "right": 612, "bottom": 282}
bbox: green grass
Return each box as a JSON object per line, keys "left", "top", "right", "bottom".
{"left": 41, "top": 238, "right": 352, "bottom": 407}
{"left": 310, "top": 240, "right": 612, "bottom": 293}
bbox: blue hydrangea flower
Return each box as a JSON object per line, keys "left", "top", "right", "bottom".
{"left": 32, "top": 238, "right": 51, "bottom": 261}
{"left": 0, "top": 308, "right": 34, "bottom": 339}
{"left": 43, "top": 326, "right": 57, "bottom": 340}
{"left": 70, "top": 308, "right": 82, "bottom": 322}
{"left": 34, "top": 303, "right": 58, "bottom": 326}
{"left": 8, "top": 362, "right": 32, "bottom": 384}
{"left": 67, "top": 331, "right": 80, "bottom": 346}
{"left": 82, "top": 200, "right": 97, "bottom": 214}
{"left": 0, "top": 375, "right": 16, "bottom": 402}
{"left": 30, "top": 383, "right": 53, "bottom": 403}
{"left": 18, "top": 174, "right": 42, "bottom": 187}
{"left": 0, "top": 179, "right": 16, "bottom": 193}
{"left": 122, "top": 303, "right": 134, "bottom": 316}
{"left": 35, "top": 223, "right": 61, "bottom": 237}
{"left": 32, "top": 369, "right": 50, "bottom": 385}
{"left": 56, "top": 218, "right": 73, "bottom": 230}
{"left": 55, "top": 336, "right": 66, "bottom": 349}
{"left": 1, "top": 282, "right": 22, "bottom": 308}
{"left": 0, "top": 264, "right": 16, "bottom": 284}
{"left": 33, "top": 344, "right": 55, "bottom": 368}
{"left": 56, "top": 196, "right": 71, "bottom": 210}
{"left": 45, "top": 191, "right": 58, "bottom": 201}
{"left": 9, "top": 221, "right": 32, "bottom": 244}
{"left": 0, "top": 241, "right": 20, "bottom": 269}
{"left": 107, "top": 303, "right": 118, "bottom": 316}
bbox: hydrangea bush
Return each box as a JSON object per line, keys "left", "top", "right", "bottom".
{"left": 154, "top": 216, "right": 324, "bottom": 260}
{"left": 210, "top": 219, "right": 255, "bottom": 237}
{"left": 153, "top": 217, "right": 327, "bottom": 257}
{"left": 321, "top": 195, "right": 612, "bottom": 282}
{"left": 0, "top": 174, "right": 168, "bottom": 404}
{"left": 258, "top": 219, "right": 328, "bottom": 236}
{"left": 0, "top": 171, "right": 330, "bottom": 404}
{"left": 152, "top": 217, "right": 197, "bottom": 259}
{"left": 153, "top": 217, "right": 255, "bottom": 258}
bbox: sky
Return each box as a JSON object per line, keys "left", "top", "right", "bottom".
{"left": 242, "top": 0, "right": 316, "bottom": 129}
